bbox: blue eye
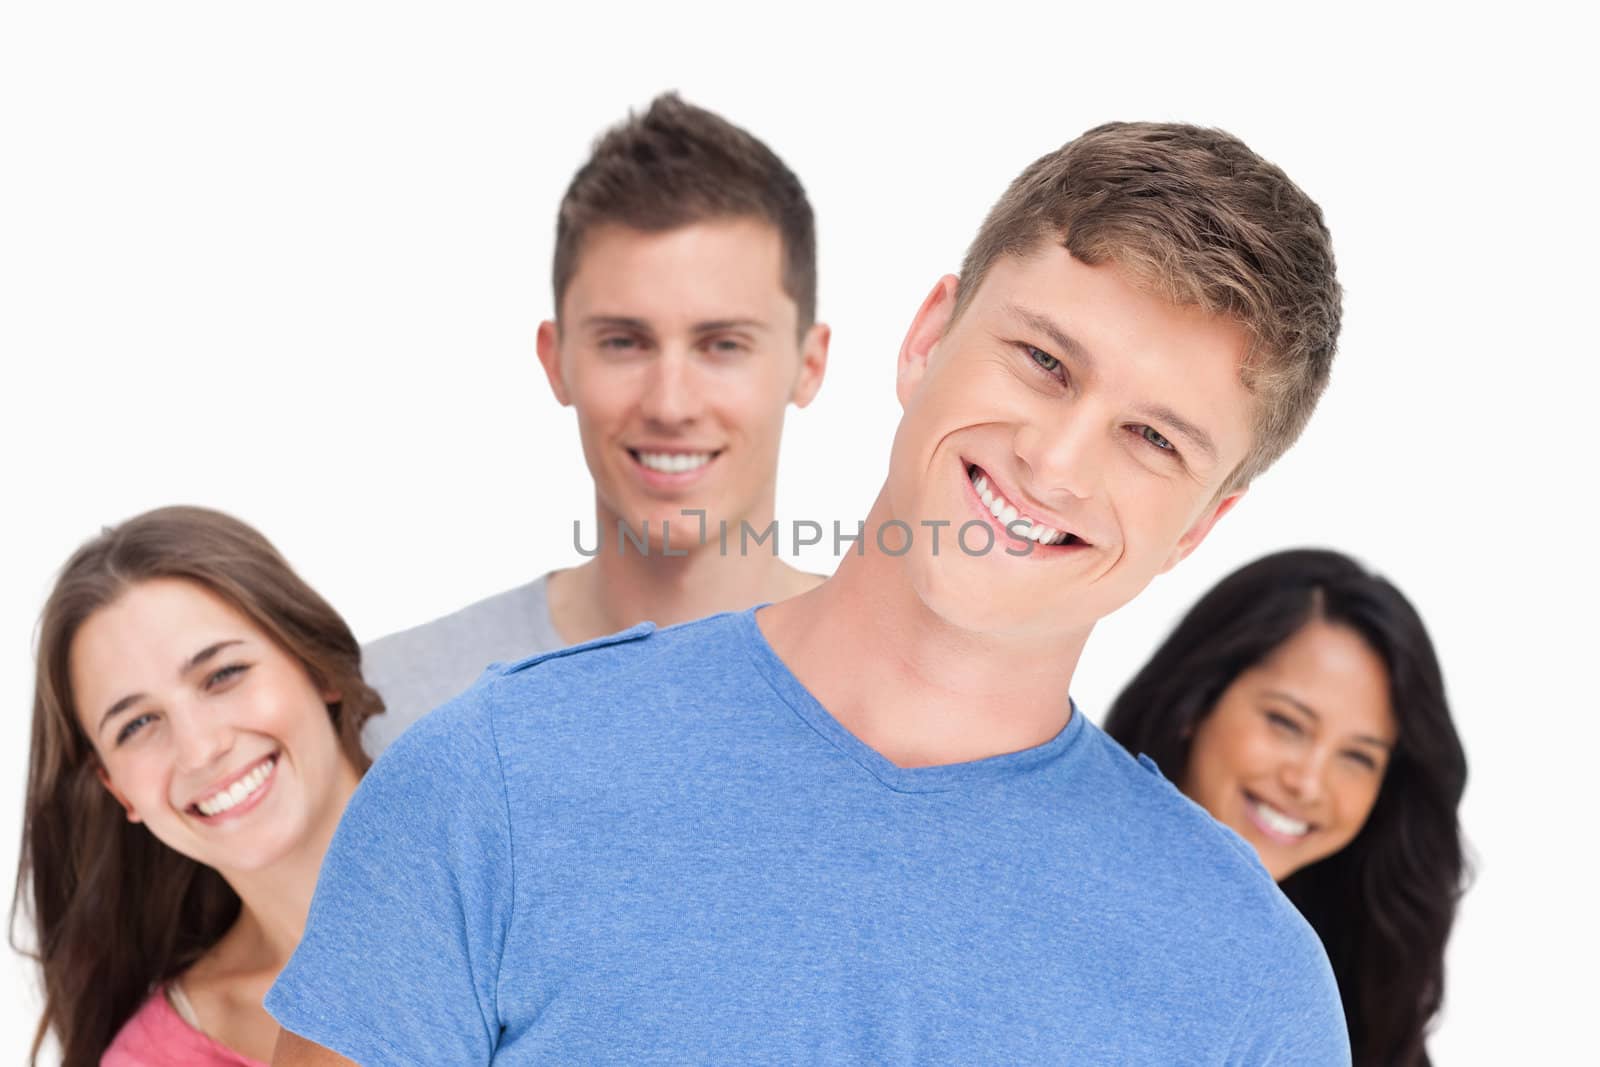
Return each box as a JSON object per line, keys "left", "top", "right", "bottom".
{"left": 598, "top": 336, "right": 639, "bottom": 351}
{"left": 116, "top": 712, "right": 155, "bottom": 746}
{"left": 1025, "top": 345, "right": 1062, "bottom": 375}
{"left": 1139, "top": 426, "right": 1175, "bottom": 452}
{"left": 205, "top": 663, "right": 249, "bottom": 689}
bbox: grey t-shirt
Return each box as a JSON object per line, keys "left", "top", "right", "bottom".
{"left": 361, "top": 574, "right": 564, "bottom": 756}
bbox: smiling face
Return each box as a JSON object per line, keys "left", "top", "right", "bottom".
{"left": 885, "top": 246, "right": 1255, "bottom": 638}
{"left": 1182, "top": 619, "right": 1398, "bottom": 880}
{"left": 70, "top": 578, "right": 358, "bottom": 878}
{"left": 537, "top": 218, "right": 828, "bottom": 552}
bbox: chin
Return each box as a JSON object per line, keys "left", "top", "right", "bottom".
{"left": 203, "top": 819, "right": 306, "bottom": 876}
{"left": 1264, "top": 856, "right": 1302, "bottom": 883}
{"left": 640, "top": 500, "right": 723, "bottom": 553}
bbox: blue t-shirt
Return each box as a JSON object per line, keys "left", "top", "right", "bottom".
{"left": 268, "top": 610, "right": 1348, "bottom": 1065}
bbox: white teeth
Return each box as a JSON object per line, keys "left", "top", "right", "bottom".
{"left": 196, "top": 755, "right": 275, "bottom": 817}
{"left": 1251, "top": 797, "right": 1310, "bottom": 837}
{"left": 968, "top": 467, "right": 1074, "bottom": 546}
{"left": 638, "top": 451, "right": 713, "bottom": 473}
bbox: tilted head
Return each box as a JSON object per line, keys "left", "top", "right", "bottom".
{"left": 953, "top": 121, "right": 1340, "bottom": 493}
{"left": 884, "top": 121, "right": 1338, "bottom": 637}
{"left": 16, "top": 506, "right": 383, "bottom": 1065}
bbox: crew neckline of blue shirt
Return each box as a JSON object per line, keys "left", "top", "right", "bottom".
{"left": 267, "top": 606, "right": 1349, "bottom": 1065}
{"left": 734, "top": 607, "right": 1086, "bottom": 795}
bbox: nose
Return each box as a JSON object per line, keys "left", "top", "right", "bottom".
{"left": 1279, "top": 747, "right": 1331, "bottom": 808}
{"left": 1011, "top": 405, "right": 1104, "bottom": 502}
{"left": 170, "top": 699, "right": 233, "bottom": 773}
{"left": 638, "top": 348, "right": 703, "bottom": 429}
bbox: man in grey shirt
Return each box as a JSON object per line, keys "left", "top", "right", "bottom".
{"left": 364, "top": 94, "right": 831, "bottom": 754}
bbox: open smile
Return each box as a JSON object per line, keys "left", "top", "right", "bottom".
{"left": 187, "top": 752, "right": 279, "bottom": 823}
{"left": 627, "top": 447, "right": 724, "bottom": 485}
{"left": 1241, "top": 789, "right": 1315, "bottom": 844}
{"left": 963, "top": 461, "right": 1092, "bottom": 551}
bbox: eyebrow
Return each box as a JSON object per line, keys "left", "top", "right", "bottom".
{"left": 1003, "top": 303, "right": 1093, "bottom": 369}
{"left": 97, "top": 639, "right": 244, "bottom": 735}
{"left": 1003, "top": 303, "right": 1218, "bottom": 465}
{"left": 580, "top": 315, "right": 769, "bottom": 335}
{"left": 581, "top": 315, "right": 652, "bottom": 336}
{"left": 1263, "top": 689, "right": 1394, "bottom": 750}
{"left": 690, "top": 318, "right": 767, "bottom": 335}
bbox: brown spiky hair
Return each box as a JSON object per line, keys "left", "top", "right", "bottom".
{"left": 553, "top": 92, "right": 817, "bottom": 334}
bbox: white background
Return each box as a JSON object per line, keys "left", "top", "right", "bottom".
{"left": 2, "top": 2, "right": 1593, "bottom": 1062}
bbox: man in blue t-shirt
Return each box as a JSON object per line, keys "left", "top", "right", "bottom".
{"left": 270, "top": 121, "right": 1350, "bottom": 1064}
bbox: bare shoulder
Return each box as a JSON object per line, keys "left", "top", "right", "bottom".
{"left": 272, "top": 1029, "right": 359, "bottom": 1067}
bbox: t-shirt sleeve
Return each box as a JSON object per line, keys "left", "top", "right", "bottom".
{"left": 265, "top": 687, "right": 514, "bottom": 1065}
{"left": 1227, "top": 912, "right": 1352, "bottom": 1066}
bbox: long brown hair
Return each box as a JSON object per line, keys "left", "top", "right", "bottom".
{"left": 10, "top": 506, "right": 385, "bottom": 1067}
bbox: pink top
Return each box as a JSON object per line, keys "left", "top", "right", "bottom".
{"left": 102, "top": 989, "right": 267, "bottom": 1067}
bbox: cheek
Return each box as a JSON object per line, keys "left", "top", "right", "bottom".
{"left": 290, "top": 716, "right": 341, "bottom": 779}
{"left": 567, "top": 358, "right": 647, "bottom": 413}
{"left": 1332, "top": 776, "right": 1385, "bottom": 837}
{"left": 1117, "top": 484, "right": 1200, "bottom": 552}
{"left": 712, "top": 364, "right": 792, "bottom": 416}
{"left": 573, "top": 385, "right": 633, "bottom": 429}
{"left": 718, "top": 401, "right": 788, "bottom": 451}
{"left": 246, "top": 672, "right": 335, "bottom": 747}
{"left": 1188, "top": 718, "right": 1274, "bottom": 793}
{"left": 101, "top": 751, "right": 177, "bottom": 824}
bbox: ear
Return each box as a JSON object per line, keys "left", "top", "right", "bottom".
{"left": 789, "top": 322, "right": 831, "bottom": 409}
{"left": 897, "top": 275, "right": 959, "bottom": 409}
{"left": 96, "top": 764, "right": 141, "bottom": 824}
{"left": 1160, "top": 487, "right": 1247, "bottom": 574}
{"left": 536, "top": 320, "right": 572, "bottom": 407}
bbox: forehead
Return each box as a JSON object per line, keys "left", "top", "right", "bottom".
{"left": 1253, "top": 621, "right": 1397, "bottom": 741}
{"left": 70, "top": 579, "right": 257, "bottom": 699}
{"left": 562, "top": 218, "right": 794, "bottom": 329}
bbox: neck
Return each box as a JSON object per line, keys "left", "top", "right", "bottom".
{"left": 213, "top": 761, "right": 360, "bottom": 970}
{"left": 758, "top": 490, "right": 1088, "bottom": 768}
{"left": 551, "top": 493, "right": 819, "bottom": 643}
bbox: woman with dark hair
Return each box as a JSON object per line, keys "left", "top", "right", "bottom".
{"left": 11, "top": 506, "right": 385, "bottom": 1066}
{"left": 1104, "top": 548, "right": 1468, "bottom": 1067}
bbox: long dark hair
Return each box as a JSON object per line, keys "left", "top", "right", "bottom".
{"left": 1104, "top": 548, "right": 1468, "bottom": 1066}
{"left": 11, "top": 506, "right": 385, "bottom": 1067}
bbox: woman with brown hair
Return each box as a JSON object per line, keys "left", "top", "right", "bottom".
{"left": 11, "top": 506, "right": 385, "bottom": 1066}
